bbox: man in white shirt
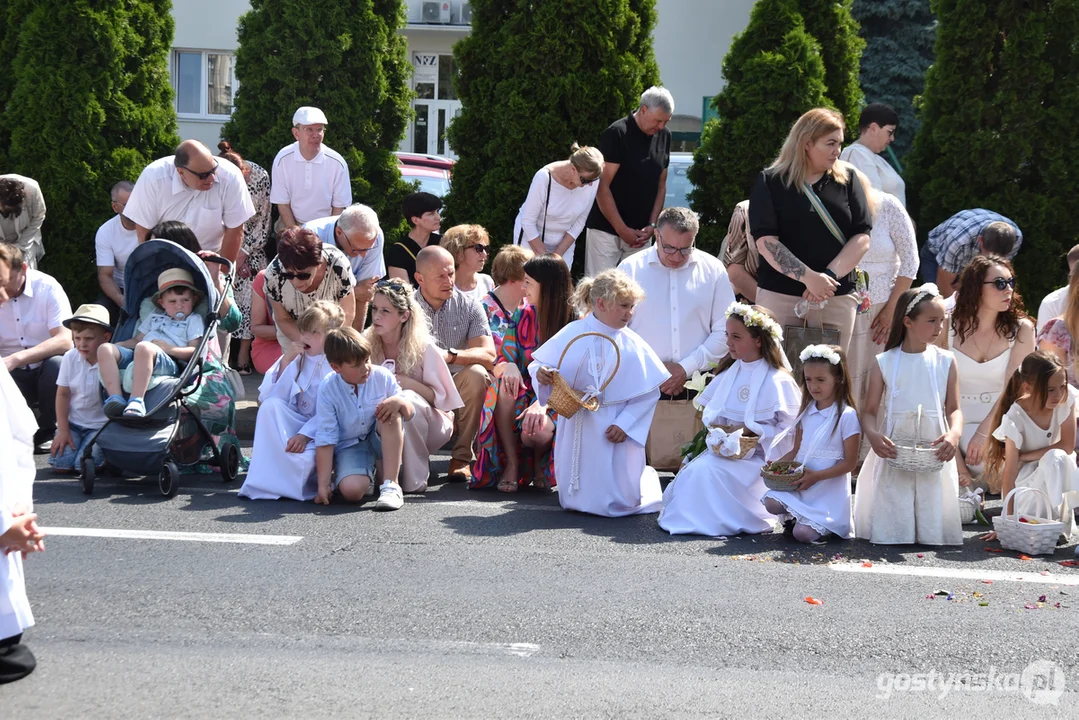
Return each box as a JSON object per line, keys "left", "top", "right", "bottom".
{"left": 124, "top": 139, "right": 255, "bottom": 262}
{"left": 1037, "top": 244, "right": 1079, "bottom": 333}
{"left": 95, "top": 180, "right": 139, "bottom": 324}
{"left": 0, "top": 244, "right": 73, "bottom": 451}
{"left": 271, "top": 106, "right": 352, "bottom": 229}
{"left": 0, "top": 175, "right": 46, "bottom": 269}
{"left": 304, "top": 204, "right": 386, "bottom": 331}
{"left": 619, "top": 206, "right": 736, "bottom": 396}
{"left": 839, "top": 103, "right": 906, "bottom": 208}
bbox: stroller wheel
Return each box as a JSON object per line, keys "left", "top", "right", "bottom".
{"left": 220, "top": 441, "right": 240, "bottom": 483}
{"left": 81, "top": 457, "right": 96, "bottom": 495}
{"left": 159, "top": 461, "right": 181, "bottom": 498}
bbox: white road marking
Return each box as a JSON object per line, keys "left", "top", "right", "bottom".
{"left": 831, "top": 563, "right": 1079, "bottom": 586}
{"left": 42, "top": 527, "right": 303, "bottom": 546}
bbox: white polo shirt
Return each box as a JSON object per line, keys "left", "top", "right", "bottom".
{"left": 304, "top": 215, "right": 387, "bottom": 282}
{"left": 618, "top": 247, "right": 736, "bottom": 376}
{"left": 270, "top": 143, "right": 352, "bottom": 224}
{"left": 125, "top": 155, "right": 256, "bottom": 253}
{"left": 57, "top": 348, "right": 106, "bottom": 429}
{"left": 94, "top": 214, "right": 139, "bottom": 290}
{"left": 0, "top": 269, "right": 72, "bottom": 370}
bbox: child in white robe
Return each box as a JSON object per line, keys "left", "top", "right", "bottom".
{"left": 983, "top": 351, "right": 1079, "bottom": 541}
{"left": 529, "top": 269, "right": 669, "bottom": 517}
{"left": 0, "top": 363, "right": 45, "bottom": 684}
{"left": 239, "top": 301, "right": 345, "bottom": 501}
{"left": 854, "top": 284, "right": 964, "bottom": 546}
{"left": 763, "top": 345, "right": 860, "bottom": 543}
{"left": 659, "top": 302, "right": 801, "bottom": 537}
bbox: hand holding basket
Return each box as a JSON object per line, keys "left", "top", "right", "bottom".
{"left": 886, "top": 405, "right": 944, "bottom": 473}
{"left": 544, "top": 332, "right": 620, "bottom": 419}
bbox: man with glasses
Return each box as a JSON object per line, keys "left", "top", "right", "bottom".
{"left": 94, "top": 181, "right": 138, "bottom": 325}
{"left": 125, "top": 139, "right": 255, "bottom": 262}
{"left": 304, "top": 203, "right": 386, "bottom": 330}
{"left": 271, "top": 106, "right": 352, "bottom": 230}
{"left": 618, "top": 206, "right": 735, "bottom": 469}
{"left": 0, "top": 175, "right": 46, "bottom": 270}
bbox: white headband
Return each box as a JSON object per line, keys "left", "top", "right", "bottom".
{"left": 905, "top": 283, "right": 941, "bottom": 316}
{"left": 725, "top": 301, "right": 783, "bottom": 342}
{"left": 799, "top": 344, "right": 841, "bottom": 365}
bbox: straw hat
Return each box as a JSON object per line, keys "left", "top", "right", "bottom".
{"left": 152, "top": 268, "right": 201, "bottom": 305}
{"left": 62, "top": 303, "right": 112, "bottom": 330}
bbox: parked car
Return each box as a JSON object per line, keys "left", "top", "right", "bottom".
{"left": 665, "top": 152, "right": 695, "bottom": 210}
{"left": 394, "top": 151, "right": 455, "bottom": 173}
{"left": 396, "top": 151, "right": 454, "bottom": 198}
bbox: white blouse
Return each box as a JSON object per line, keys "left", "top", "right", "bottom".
{"left": 840, "top": 143, "right": 906, "bottom": 207}
{"left": 513, "top": 168, "right": 598, "bottom": 247}
{"left": 861, "top": 190, "right": 919, "bottom": 305}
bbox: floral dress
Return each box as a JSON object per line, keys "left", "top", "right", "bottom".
{"left": 481, "top": 290, "right": 516, "bottom": 357}
{"left": 470, "top": 304, "right": 556, "bottom": 489}
{"left": 1038, "top": 318, "right": 1077, "bottom": 386}
{"left": 236, "top": 161, "right": 271, "bottom": 341}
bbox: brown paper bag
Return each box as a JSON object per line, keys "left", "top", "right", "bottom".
{"left": 646, "top": 398, "right": 705, "bottom": 471}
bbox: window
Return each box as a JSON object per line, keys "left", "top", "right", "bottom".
{"left": 171, "top": 50, "right": 236, "bottom": 119}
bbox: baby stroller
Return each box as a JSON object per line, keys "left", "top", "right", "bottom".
{"left": 79, "top": 240, "right": 242, "bottom": 497}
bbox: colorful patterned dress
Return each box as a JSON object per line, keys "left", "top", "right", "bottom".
{"left": 470, "top": 304, "right": 556, "bottom": 489}
{"left": 481, "top": 290, "right": 517, "bottom": 357}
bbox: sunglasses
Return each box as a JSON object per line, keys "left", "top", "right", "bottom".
{"left": 465, "top": 244, "right": 489, "bottom": 254}
{"left": 983, "top": 277, "right": 1016, "bottom": 291}
{"left": 179, "top": 161, "right": 219, "bottom": 181}
{"left": 578, "top": 172, "right": 598, "bottom": 186}
{"left": 282, "top": 269, "right": 313, "bottom": 281}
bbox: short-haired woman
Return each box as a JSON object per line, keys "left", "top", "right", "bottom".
{"left": 513, "top": 144, "right": 604, "bottom": 267}
{"left": 839, "top": 103, "right": 905, "bottom": 207}
{"left": 387, "top": 191, "right": 443, "bottom": 287}
{"left": 440, "top": 223, "right": 495, "bottom": 303}
{"left": 483, "top": 244, "right": 533, "bottom": 357}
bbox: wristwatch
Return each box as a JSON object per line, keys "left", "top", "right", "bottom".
{"left": 822, "top": 268, "right": 838, "bottom": 281}
{"left": 447, "top": 347, "right": 459, "bottom": 364}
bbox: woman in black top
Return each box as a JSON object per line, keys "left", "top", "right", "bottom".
{"left": 748, "top": 107, "right": 872, "bottom": 352}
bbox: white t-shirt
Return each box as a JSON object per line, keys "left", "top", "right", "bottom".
{"left": 1037, "top": 286, "right": 1068, "bottom": 334}
{"left": 125, "top": 155, "right": 256, "bottom": 253}
{"left": 0, "top": 269, "right": 72, "bottom": 370}
{"left": 270, "top": 143, "right": 353, "bottom": 225}
{"left": 839, "top": 143, "right": 906, "bottom": 208}
{"left": 94, "top": 214, "right": 139, "bottom": 290}
{"left": 457, "top": 274, "right": 495, "bottom": 305}
{"left": 138, "top": 310, "right": 205, "bottom": 347}
{"left": 57, "top": 348, "right": 106, "bottom": 430}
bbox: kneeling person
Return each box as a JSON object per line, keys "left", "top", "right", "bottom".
{"left": 315, "top": 327, "right": 415, "bottom": 509}
{"left": 49, "top": 305, "right": 113, "bottom": 472}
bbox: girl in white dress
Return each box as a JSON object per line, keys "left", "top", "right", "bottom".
{"left": 529, "top": 269, "right": 669, "bottom": 517}
{"left": 659, "top": 303, "right": 801, "bottom": 537}
{"left": 983, "top": 351, "right": 1079, "bottom": 540}
{"left": 854, "top": 284, "right": 964, "bottom": 546}
{"left": 239, "top": 301, "right": 344, "bottom": 501}
{"left": 764, "top": 345, "right": 860, "bottom": 543}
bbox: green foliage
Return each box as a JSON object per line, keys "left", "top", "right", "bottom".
{"left": 2, "top": 0, "right": 179, "bottom": 304}
{"left": 688, "top": 0, "right": 830, "bottom": 254}
{"left": 907, "top": 0, "right": 1079, "bottom": 305}
{"left": 222, "top": 0, "right": 413, "bottom": 232}
{"left": 798, "top": 0, "right": 866, "bottom": 129}
{"left": 852, "top": 0, "right": 935, "bottom": 160}
{"left": 446, "top": 0, "right": 659, "bottom": 255}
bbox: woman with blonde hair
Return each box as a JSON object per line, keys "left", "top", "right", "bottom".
{"left": 440, "top": 223, "right": 495, "bottom": 303}
{"left": 748, "top": 107, "right": 873, "bottom": 355}
{"left": 513, "top": 143, "right": 604, "bottom": 267}
{"left": 365, "top": 279, "right": 463, "bottom": 493}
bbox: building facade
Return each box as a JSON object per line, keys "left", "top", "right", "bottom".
{"left": 170, "top": 0, "right": 754, "bottom": 156}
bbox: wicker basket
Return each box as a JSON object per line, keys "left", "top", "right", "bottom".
{"left": 957, "top": 488, "right": 983, "bottom": 525}
{"left": 545, "top": 332, "right": 620, "bottom": 419}
{"left": 708, "top": 424, "right": 759, "bottom": 460}
{"left": 993, "top": 487, "right": 1064, "bottom": 556}
{"left": 886, "top": 404, "right": 944, "bottom": 473}
{"left": 761, "top": 461, "right": 805, "bottom": 492}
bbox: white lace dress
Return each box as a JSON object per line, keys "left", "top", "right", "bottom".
{"left": 853, "top": 346, "right": 963, "bottom": 545}
{"left": 763, "top": 402, "right": 859, "bottom": 538}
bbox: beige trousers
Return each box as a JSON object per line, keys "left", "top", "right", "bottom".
{"left": 451, "top": 364, "right": 491, "bottom": 463}
{"left": 584, "top": 228, "right": 650, "bottom": 278}
{"left": 754, "top": 289, "right": 859, "bottom": 354}
{"left": 400, "top": 391, "right": 455, "bottom": 492}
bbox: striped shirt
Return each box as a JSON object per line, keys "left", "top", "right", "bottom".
{"left": 926, "top": 209, "right": 1022, "bottom": 273}
{"left": 414, "top": 287, "right": 491, "bottom": 375}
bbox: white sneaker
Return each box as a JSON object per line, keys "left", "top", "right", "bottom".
{"left": 365, "top": 480, "right": 376, "bottom": 497}
{"left": 373, "top": 481, "right": 404, "bottom": 511}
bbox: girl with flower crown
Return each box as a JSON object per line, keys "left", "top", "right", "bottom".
{"left": 853, "top": 284, "right": 964, "bottom": 545}
{"left": 762, "top": 345, "right": 860, "bottom": 544}
{"left": 659, "top": 303, "right": 801, "bottom": 536}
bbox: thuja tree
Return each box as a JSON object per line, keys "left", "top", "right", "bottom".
{"left": 223, "top": 0, "right": 413, "bottom": 226}
{"left": 799, "top": 0, "right": 865, "bottom": 129}
{"left": 852, "top": 0, "right": 935, "bottom": 160}
{"left": 3, "top": 0, "right": 178, "bottom": 303}
{"left": 688, "top": 0, "right": 830, "bottom": 253}
{"left": 907, "top": 0, "right": 1079, "bottom": 305}
{"left": 446, "top": 0, "right": 659, "bottom": 250}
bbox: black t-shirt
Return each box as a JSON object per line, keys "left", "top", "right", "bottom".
{"left": 386, "top": 232, "right": 442, "bottom": 288}
{"left": 586, "top": 114, "right": 672, "bottom": 234}
{"left": 748, "top": 166, "right": 872, "bottom": 297}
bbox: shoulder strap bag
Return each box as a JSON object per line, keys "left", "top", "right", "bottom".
{"left": 517, "top": 170, "right": 553, "bottom": 247}
{"left": 801, "top": 178, "right": 871, "bottom": 314}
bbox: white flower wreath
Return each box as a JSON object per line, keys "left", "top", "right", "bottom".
{"left": 725, "top": 301, "right": 783, "bottom": 342}
{"left": 798, "top": 344, "right": 841, "bottom": 365}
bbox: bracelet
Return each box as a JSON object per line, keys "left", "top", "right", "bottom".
{"left": 974, "top": 431, "right": 989, "bottom": 439}
{"left": 822, "top": 268, "right": 838, "bottom": 281}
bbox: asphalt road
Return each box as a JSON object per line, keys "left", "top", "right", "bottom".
{"left": 5, "top": 385, "right": 1078, "bottom": 717}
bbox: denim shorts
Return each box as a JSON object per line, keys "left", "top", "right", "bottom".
{"left": 48, "top": 423, "right": 105, "bottom": 471}
{"left": 117, "top": 344, "right": 180, "bottom": 378}
{"left": 332, "top": 432, "right": 382, "bottom": 488}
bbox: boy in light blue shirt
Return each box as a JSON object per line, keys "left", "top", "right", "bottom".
{"left": 315, "top": 327, "right": 414, "bottom": 510}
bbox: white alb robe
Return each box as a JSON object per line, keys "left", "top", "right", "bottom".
{"left": 1, "top": 364, "right": 37, "bottom": 640}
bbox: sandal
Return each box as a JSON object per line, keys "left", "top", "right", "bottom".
{"left": 234, "top": 363, "right": 253, "bottom": 376}
{"left": 103, "top": 394, "right": 127, "bottom": 418}
{"left": 497, "top": 468, "right": 519, "bottom": 493}
{"left": 531, "top": 454, "right": 551, "bottom": 491}
{"left": 123, "top": 396, "right": 147, "bottom": 417}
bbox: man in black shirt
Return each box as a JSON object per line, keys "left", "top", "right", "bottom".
{"left": 585, "top": 86, "right": 673, "bottom": 277}
{"left": 387, "top": 192, "right": 442, "bottom": 288}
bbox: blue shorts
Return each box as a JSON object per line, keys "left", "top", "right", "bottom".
{"left": 117, "top": 344, "right": 180, "bottom": 378}
{"left": 332, "top": 432, "right": 382, "bottom": 488}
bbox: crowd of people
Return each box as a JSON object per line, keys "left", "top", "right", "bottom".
{"left": 4, "top": 88, "right": 1079, "bottom": 682}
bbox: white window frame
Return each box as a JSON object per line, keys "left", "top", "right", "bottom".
{"left": 171, "top": 48, "right": 238, "bottom": 121}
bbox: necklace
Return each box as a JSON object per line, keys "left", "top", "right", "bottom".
{"left": 966, "top": 327, "right": 1002, "bottom": 363}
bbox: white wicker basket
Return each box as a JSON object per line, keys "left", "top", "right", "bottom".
{"left": 886, "top": 404, "right": 944, "bottom": 473}
{"left": 957, "top": 488, "right": 982, "bottom": 525}
{"left": 993, "top": 487, "right": 1064, "bottom": 556}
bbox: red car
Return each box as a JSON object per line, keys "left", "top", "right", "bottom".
{"left": 395, "top": 152, "right": 453, "bottom": 198}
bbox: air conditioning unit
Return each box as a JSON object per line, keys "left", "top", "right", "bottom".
{"left": 460, "top": 1, "right": 472, "bottom": 24}
{"left": 422, "top": 1, "right": 451, "bottom": 24}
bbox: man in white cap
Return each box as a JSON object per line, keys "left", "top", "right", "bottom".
{"left": 124, "top": 139, "right": 255, "bottom": 262}
{"left": 271, "top": 106, "right": 353, "bottom": 230}
{"left": 304, "top": 203, "right": 385, "bottom": 330}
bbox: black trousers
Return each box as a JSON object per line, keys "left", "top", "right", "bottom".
{"left": 10, "top": 355, "right": 62, "bottom": 442}
{"left": 0, "top": 633, "right": 36, "bottom": 684}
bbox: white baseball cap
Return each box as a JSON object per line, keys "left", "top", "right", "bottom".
{"left": 293, "top": 106, "right": 328, "bottom": 126}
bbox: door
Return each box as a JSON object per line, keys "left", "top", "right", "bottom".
{"left": 411, "top": 52, "right": 462, "bottom": 159}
